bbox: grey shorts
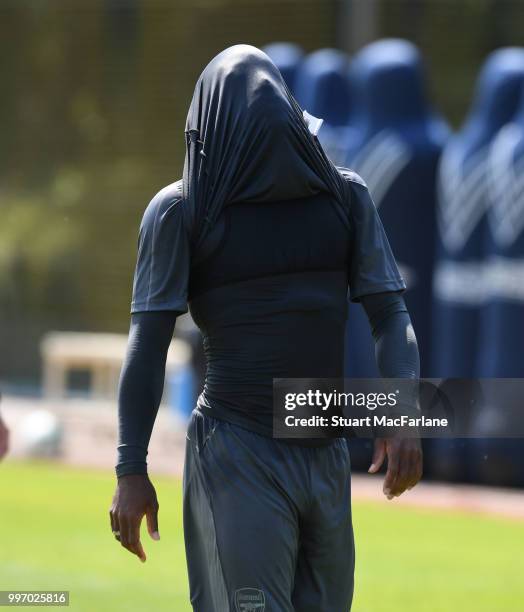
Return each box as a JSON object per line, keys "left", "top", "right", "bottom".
{"left": 183, "top": 410, "right": 354, "bottom": 611}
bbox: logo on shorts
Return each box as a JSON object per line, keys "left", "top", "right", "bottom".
{"left": 234, "top": 588, "right": 265, "bottom": 612}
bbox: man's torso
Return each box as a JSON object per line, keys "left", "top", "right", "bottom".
{"left": 188, "top": 192, "right": 350, "bottom": 436}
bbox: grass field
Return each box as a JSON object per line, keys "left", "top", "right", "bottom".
{"left": 1, "top": 461, "right": 523, "bottom": 611}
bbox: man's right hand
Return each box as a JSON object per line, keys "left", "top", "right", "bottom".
{"left": 109, "top": 474, "right": 160, "bottom": 562}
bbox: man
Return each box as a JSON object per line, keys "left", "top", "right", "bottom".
{"left": 110, "top": 45, "right": 422, "bottom": 611}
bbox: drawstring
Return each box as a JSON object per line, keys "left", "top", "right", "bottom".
{"left": 197, "top": 139, "right": 207, "bottom": 158}
{"left": 185, "top": 128, "right": 211, "bottom": 239}
{"left": 186, "top": 128, "right": 207, "bottom": 178}
{"left": 187, "top": 129, "right": 200, "bottom": 143}
{"left": 186, "top": 130, "right": 206, "bottom": 152}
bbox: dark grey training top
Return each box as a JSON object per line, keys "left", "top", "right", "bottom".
{"left": 131, "top": 172, "right": 405, "bottom": 437}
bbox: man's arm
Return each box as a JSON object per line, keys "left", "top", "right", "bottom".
{"left": 110, "top": 311, "right": 177, "bottom": 562}
{"left": 360, "top": 291, "right": 423, "bottom": 499}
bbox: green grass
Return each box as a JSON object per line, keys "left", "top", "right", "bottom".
{"left": 1, "top": 461, "right": 523, "bottom": 611}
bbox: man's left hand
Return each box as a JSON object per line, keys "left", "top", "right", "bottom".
{"left": 368, "top": 437, "right": 423, "bottom": 500}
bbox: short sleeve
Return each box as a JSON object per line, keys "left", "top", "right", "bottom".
{"left": 346, "top": 172, "right": 406, "bottom": 302}
{"left": 130, "top": 181, "right": 190, "bottom": 314}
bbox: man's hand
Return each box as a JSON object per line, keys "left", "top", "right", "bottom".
{"left": 109, "top": 474, "right": 160, "bottom": 562}
{"left": 0, "top": 416, "right": 9, "bottom": 460}
{"left": 368, "top": 437, "right": 423, "bottom": 500}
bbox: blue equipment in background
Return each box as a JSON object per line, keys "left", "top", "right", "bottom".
{"left": 342, "top": 39, "right": 449, "bottom": 378}
{"left": 293, "top": 48, "right": 355, "bottom": 165}
{"left": 432, "top": 48, "right": 524, "bottom": 378}
{"left": 169, "top": 364, "right": 196, "bottom": 421}
{"left": 262, "top": 42, "right": 304, "bottom": 92}
{"left": 429, "top": 48, "right": 524, "bottom": 484}
{"left": 477, "top": 79, "right": 524, "bottom": 377}
{"left": 466, "top": 79, "right": 524, "bottom": 489}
